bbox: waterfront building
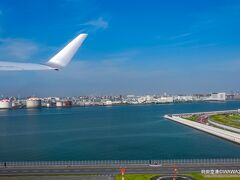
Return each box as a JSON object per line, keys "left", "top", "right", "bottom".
{"left": 45, "top": 102, "right": 56, "bottom": 107}
{"left": 63, "top": 100, "right": 72, "bottom": 107}
{"left": 157, "top": 96, "right": 174, "bottom": 103}
{"left": 208, "top": 92, "right": 226, "bottom": 101}
{"left": 138, "top": 95, "right": 156, "bottom": 103}
{"left": 56, "top": 101, "right": 63, "bottom": 107}
{"left": 104, "top": 100, "right": 113, "bottom": 105}
{"left": 173, "top": 95, "right": 193, "bottom": 102}
{"left": 233, "top": 93, "right": 240, "bottom": 100}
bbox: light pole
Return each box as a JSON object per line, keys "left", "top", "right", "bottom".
{"left": 120, "top": 167, "right": 126, "bottom": 180}
{"left": 173, "top": 164, "right": 178, "bottom": 180}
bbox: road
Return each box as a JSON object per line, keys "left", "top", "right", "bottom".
{"left": 0, "top": 176, "right": 114, "bottom": 180}
{"left": 0, "top": 163, "right": 239, "bottom": 176}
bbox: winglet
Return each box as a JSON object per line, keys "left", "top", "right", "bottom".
{"left": 46, "top": 34, "right": 88, "bottom": 69}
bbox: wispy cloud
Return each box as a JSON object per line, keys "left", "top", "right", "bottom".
{"left": 169, "top": 32, "right": 192, "bottom": 40}
{"left": 79, "top": 17, "right": 109, "bottom": 32}
{"left": 0, "top": 38, "right": 39, "bottom": 61}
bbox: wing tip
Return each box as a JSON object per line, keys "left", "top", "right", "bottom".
{"left": 46, "top": 33, "right": 88, "bottom": 68}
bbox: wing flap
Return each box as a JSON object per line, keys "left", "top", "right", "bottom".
{"left": 0, "top": 61, "right": 55, "bottom": 71}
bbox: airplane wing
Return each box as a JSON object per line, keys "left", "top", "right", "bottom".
{"left": 0, "top": 34, "right": 88, "bottom": 71}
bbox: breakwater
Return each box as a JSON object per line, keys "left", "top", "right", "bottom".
{"left": 164, "top": 113, "right": 240, "bottom": 144}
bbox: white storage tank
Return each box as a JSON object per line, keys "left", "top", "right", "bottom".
{"left": 104, "top": 100, "right": 113, "bottom": 106}
{"left": 0, "top": 99, "right": 12, "bottom": 109}
{"left": 56, "top": 101, "right": 63, "bottom": 107}
{"left": 26, "top": 98, "right": 41, "bottom": 108}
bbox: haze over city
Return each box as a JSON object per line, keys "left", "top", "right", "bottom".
{"left": 0, "top": 0, "right": 240, "bottom": 96}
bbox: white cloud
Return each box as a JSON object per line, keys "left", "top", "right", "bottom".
{"left": 0, "top": 38, "right": 39, "bottom": 61}
{"left": 79, "top": 17, "right": 109, "bottom": 31}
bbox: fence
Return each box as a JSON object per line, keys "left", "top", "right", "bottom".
{"left": 172, "top": 109, "right": 239, "bottom": 117}
{"left": 0, "top": 159, "right": 240, "bottom": 167}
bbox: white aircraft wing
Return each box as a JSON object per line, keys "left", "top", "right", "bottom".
{"left": 0, "top": 33, "right": 88, "bottom": 71}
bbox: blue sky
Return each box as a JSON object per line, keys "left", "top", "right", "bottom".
{"left": 0, "top": 0, "right": 240, "bottom": 96}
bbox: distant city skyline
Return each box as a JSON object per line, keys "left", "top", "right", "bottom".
{"left": 1, "top": 91, "right": 240, "bottom": 99}
{"left": 0, "top": 0, "right": 240, "bottom": 96}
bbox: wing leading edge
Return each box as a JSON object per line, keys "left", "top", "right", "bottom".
{"left": 0, "top": 34, "right": 88, "bottom": 71}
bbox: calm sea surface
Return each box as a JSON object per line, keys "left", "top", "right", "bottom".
{"left": 0, "top": 101, "right": 240, "bottom": 161}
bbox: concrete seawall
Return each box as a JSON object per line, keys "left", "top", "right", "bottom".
{"left": 164, "top": 115, "right": 240, "bottom": 144}
{"left": 208, "top": 119, "right": 240, "bottom": 134}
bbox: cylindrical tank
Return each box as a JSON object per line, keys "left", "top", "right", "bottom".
{"left": 0, "top": 99, "right": 12, "bottom": 109}
{"left": 56, "top": 101, "right": 63, "bottom": 107}
{"left": 26, "top": 98, "right": 41, "bottom": 108}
